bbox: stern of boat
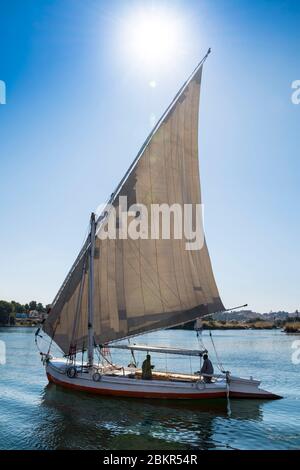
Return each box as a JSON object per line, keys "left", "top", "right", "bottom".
{"left": 228, "top": 375, "right": 282, "bottom": 399}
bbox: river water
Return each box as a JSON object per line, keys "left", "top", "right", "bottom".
{"left": 0, "top": 327, "right": 299, "bottom": 450}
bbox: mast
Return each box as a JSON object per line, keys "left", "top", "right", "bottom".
{"left": 88, "top": 212, "right": 96, "bottom": 366}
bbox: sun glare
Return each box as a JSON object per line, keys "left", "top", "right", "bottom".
{"left": 124, "top": 8, "right": 184, "bottom": 69}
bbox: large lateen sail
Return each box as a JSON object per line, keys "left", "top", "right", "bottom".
{"left": 43, "top": 57, "right": 224, "bottom": 354}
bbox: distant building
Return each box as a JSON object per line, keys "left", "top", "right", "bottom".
{"left": 29, "top": 310, "right": 39, "bottom": 318}
{"left": 28, "top": 310, "right": 47, "bottom": 321}
{"left": 15, "top": 313, "right": 29, "bottom": 319}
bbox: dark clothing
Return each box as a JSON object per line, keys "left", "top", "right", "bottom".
{"left": 142, "top": 357, "right": 152, "bottom": 380}
{"left": 200, "top": 358, "right": 214, "bottom": 383}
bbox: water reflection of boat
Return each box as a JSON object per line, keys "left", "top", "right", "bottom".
{"left": 39, "top": 383, "right": 265, "bottom": 449}
{"left": 227, "top": 399, "right": 266, "bottom": 421}
{"left": 43, "top": 382, "right": 265, "bottom": 420}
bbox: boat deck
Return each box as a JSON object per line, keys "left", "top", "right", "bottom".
{"left": 134, "top": 370, "right": 202, "bottom": 382}
{"left": 49, "top": 358, "right": 216, "bottom": 383}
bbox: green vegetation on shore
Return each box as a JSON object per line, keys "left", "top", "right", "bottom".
{"left": 0, "top": 300, "right": 50, "bottom": 325}
{"left": 173, "top": 318, "right": 300, "bottom": 332}
{"left": 201, "top": 319, "right": 275, "bottom": 330}
{"left": 283, "top": 322, "right": 300, "bottom": 333}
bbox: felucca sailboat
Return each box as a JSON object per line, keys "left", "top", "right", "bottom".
{"left": 38, "top": 50, "right": 280, "bottom": 400}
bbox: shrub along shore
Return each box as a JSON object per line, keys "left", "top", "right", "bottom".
{"left": 172, "top": 319, "right": 300, "bottom": 333}
{"left": 2, "top": 319, "right": 300, "bottom": 333}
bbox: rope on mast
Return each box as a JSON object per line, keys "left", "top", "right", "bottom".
{"left": 209, "top": 330, "right": 225, "bottom": 373}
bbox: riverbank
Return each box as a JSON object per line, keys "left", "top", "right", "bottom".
{"left": 2, "top": 320, "right": 300, "bottom": 332}
{"left": 284, "top": 322, "right": 300, "bottom": 333}
{"left": 0, "top": 322, "right": 39, "bottom": 327}
{"left": 201, "top": 320, "right": 275, "bottom": 330}
{"left": 173, "top": 319, "right": 300, "bottom": 331}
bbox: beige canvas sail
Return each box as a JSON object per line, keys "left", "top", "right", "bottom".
{"left": 43, "top": 60, "right": 224, "bottom": 355}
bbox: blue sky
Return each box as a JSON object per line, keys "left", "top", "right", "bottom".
{"left": 0, "top": 0, "right": 299, "bottom": 312}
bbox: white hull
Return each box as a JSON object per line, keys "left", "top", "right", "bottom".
{"left": 46, "top": 359, "right": 281, "bottom": 400}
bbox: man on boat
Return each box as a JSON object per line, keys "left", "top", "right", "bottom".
{"left": 201, "top": 353, "right": 214, "bottom": 383}
{"left": 142, "top": 354, "right": 153, "bottom": 380}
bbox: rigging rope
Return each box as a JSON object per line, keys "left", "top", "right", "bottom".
{"left": 96, "top": 345, "right": 123, "bottom": 371}
{"left": 209, "top": 330, "right": 225, "bottom": 373}
{"left": 226, "top": 372, "right": 232, "bottom": 417}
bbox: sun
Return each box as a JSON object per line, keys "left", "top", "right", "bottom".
{"left": 124, "top": 7, "right": 184, "bottom": 69}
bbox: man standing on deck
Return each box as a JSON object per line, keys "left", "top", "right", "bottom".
{"left": 142, "top": 354, "right": 153, "bottom": 380}
{"left": 201, "top": 353, "right": 214, "bottom": 383}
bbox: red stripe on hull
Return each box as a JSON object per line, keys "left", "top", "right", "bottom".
{"left": 47, "top": 373, "right": 226, "bottom": 400}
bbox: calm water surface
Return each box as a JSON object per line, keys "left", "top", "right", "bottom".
{"left": 0, "top": 327, "right": 299, "bottom": 449}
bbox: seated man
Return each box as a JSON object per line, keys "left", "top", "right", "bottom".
{"left": 142, "top": 353, "right": 153, "bottom": 380}
{"left": 200, "top": 353, "right": 214, "bottom": 383}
